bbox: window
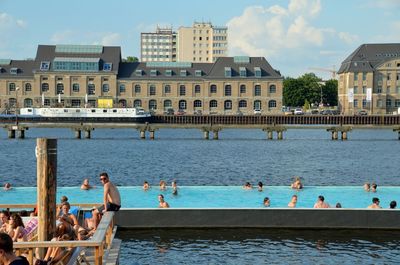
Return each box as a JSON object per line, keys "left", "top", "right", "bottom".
{"left": 71, "top": 99, "right": 81, "bottom": 107}
{"left": 164, "top": 84, "right": 171, "bottom": 94}
{"left": 180, "top": 70, "right": 187, "bottom": 77}
{"left": 149, "top": 85, "right": 156, "bottom": 96}
{"left": 134, "top": 84, "right": 141, "bottom": 93}
{"left": 387, "top": 73, "right": 392, "bottom": 80}
{"left": 269, "top": 100, "right": 277, "bottom": 108}
{"left": 354, "top": 86, "right": 358, "bottom": 94}
{"left": 135, "top": 70, "right": 143, "bottom": 76}
{"left": 119, "top": 84, "right": 126, "bottom": 93}
{"left": 44, "top": 99, "right": 50, "bottom": 106}
{"left": 396, "top": 99, "right": 400, "bottom": 107}
{"left": 24, "top": 98, "right": 33, "bottom": 107}
{"left": 119, "top": 99, "right": 126, "bottom": 107}
{"left": 194, "top": 85, "right": 201, "bottom": 94}
{"left": 165, "top": 70, "right": 172, "bottom": 77}
{"left": 134, "top": 100, "right": 142, "bottom": 107}
{"left": 9, "top": 83, "right": 16, "bottom": 92}
{"left": 362, "top": 99, "right": 367, "bottom": 108}
{"left": 8, "top": 98, "right": 16, "bottom": 107}
{"left": 102, "top": 84, "right": 109, "bottom": 93}
{"left": 224, "top": 85, "right": 231, "bottom": 96}
{"left": 103, "top": 63, "right": 112, "bottom": 71}
{"left": 72, "top": 83, "right": 80, "bottom": 92}
{"left": 179, "top": 85, "right": 186, "bottom": 96}
{"left": 254, "top": 67, "right": 261, "bottom": 77}
{"left": 353, "top": 99, "right": 358, "bottom": 107}
{"left": 88, "top": 84, "right": 95, "bottom": 95}
{"left": 377, "top": 99, "right": 383, "bottom": 107}
{"left": 224, "top": 100, "right": 232, "bottom": 110}
{"left": 10, "top": 68, "right": 18, "bottom": 74}
{"left": 240, "top": 84, "right": 246, "bottom": 94}
{"left": 194, "top": 100, "right": 202, "bottom": 108}
{"left": 387, "top": 86, "right": 391, "bottom": 93}
{"left": 362, "top": 72, "right": 367, "bottom": 81}
{"left": 386, "top": 98, "right": 392, "bottom": 107}
{"left": 40, "top": 61, "right": 50, "bottom": 71}
{"left": 164, "top": 100, "right": 172, "bottom": 109}
{"left": 239, "top": 100, "right": 247, "bottom": 108}
{"left": 25, "top": 83, "right": 32, "bottom": 92}
{"left": 56, "top": 83, "right": 64, "bottom": 94}
{"left": 254, "top": 85, "right": 261, "bottom": 96}
{"left": 254, "top": 100, "right": 261, "bottom": 110}
{"left": 224, "top": 67, "right": 232, "bottom": 77}
{"left": 362, "top": 86, "right": 366, "bottom": 94}
{"left": 354, "top": 72, "right": 358, "bottom": 81}
{"left": 179, "top": 100, "right": 187, "bottom": 110}
{"left": 397, "top": 86, "right": 400, "bottom": 94}
{"left": 149, "top": 100, "right": 157, "bottom": 110}
{"left": 150, "top": 70, "right": 157, "bottom": 76}
{"left": 239, "top": 67, "right": 247, "bottom": 77}
{"left": 377, "top": 86, "right": 382, "bottom": 93}
{"left": 269, "top": 85, "right": 276, "bottom": 93}
{"left": 195, "top": 70, "right": 202, "bottom": 77}
{"left": 41, "top": 83, "right": 49, "bottom": 92}
{"left": 210, "top": 84, "right": 217, "bottom": 94}
{"left": 397, "top": 73, "right": 400, "bottom": 81}
{"left": 378, "top": 74, "right": 383, "bottom": 81}
{"left": 210, "top": 100, "right": 218, "bottom": 108}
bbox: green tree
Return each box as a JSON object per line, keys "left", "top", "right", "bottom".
{"left": 124, "top": 56, "right": 139, "bottom": 62}
{"left": 283, "top": 73, "right": 323, "bottom": 107}
{"left": 322, "top": 79, "right": 338, "bottom": 106}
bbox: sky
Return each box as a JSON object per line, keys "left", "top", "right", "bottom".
{"left": 0, "top": 0, "right": 399, "bottom": 79}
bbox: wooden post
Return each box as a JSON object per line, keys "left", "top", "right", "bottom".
{"left": 74, "top": 130, "right": 81, "bottom": 139}
{"left": 277, "top": 131, "right": 283, "bottom": 140}
{"left": 213, "top": 130, "right": 219, "bottom": 140}
{"left": 36, "top": 138, "right": 57, "bottom": 257}
{"left": 149, "top": 130, "right": 155, "bottom": 140}
{"left": 8, "top": 129, "right": 15, "bottom": 139}
{"left": 84, "top": 130, "right": 91, "bottom": 139}
{"left": 17, "top": 130, "right": 25, "bottom": 139}
{"left": 140, "top": 130, "right": 146, "bottom": 139}
{"left": 268, "top": 131, "right": 273, "bottom": 140}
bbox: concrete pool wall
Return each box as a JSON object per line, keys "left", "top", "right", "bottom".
{"left": 115, "top": 208, "right": 400, "bottom": 229}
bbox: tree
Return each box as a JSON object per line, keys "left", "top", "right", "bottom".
{"left": 283, "top": 73, "right": 323, "bottom": 107}
{"left": 322, "top": 79, "right": 338, "bottom": 106}
{"left": 124, "top": 56, "right": 139, "bottom": 62}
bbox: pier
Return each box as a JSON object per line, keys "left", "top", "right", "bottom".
{"left": 1, "top": 114, "right": 400, "bottom": 140}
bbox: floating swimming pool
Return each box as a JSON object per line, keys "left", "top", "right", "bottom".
{"left": 1, "top": 186, "right": 398, "bottom": 209}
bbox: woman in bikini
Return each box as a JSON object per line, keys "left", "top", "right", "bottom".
{"left": 9, "top": 213, "right": 27, "bottom": 242}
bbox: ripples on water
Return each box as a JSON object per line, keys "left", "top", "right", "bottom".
{"left": 1, "top": 128, "right": 400, "bottom": 264}
{"left": 118, "top": 229, "right": 400, "bottom": 264}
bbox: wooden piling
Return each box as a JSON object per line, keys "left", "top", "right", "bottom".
{"left": 36, "top": 138, "right": 57, "bottom": 257}
{"left": 213, "top": 130, "right": 219, "bottom": 140}
{"left": 74, "top": 130, "right": 81, "bottom": 139}
{"left": 140, "top": 130, "right": 146, "bottom": 139}
{"left": 149, "top": 130, "right": 155, "bottom": 140}
{"left": 203, "top": 130, "right": 209, "bottom": 140}
{"left": 8, "top": 129, "right": 15, "bottom": 139}
{"left": 268, "top": 131, "right": 273, "bottom": 140}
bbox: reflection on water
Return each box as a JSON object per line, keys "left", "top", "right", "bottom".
{"left": 118, "top": 229, "right": 400, "bottom": 264}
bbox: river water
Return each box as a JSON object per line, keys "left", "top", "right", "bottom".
{"left": 1, "top": 128, "right": 399, "bottom": 264}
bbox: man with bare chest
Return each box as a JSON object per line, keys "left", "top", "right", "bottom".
{"left": 97, "top": 172, "right": 121, "bottom": 213}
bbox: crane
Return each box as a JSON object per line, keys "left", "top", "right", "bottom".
{"left": 308, "top": 66, "right": 337, "bottom": 79}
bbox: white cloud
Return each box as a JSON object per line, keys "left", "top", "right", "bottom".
{"left": 50, "top": 30, "right": 121, "bottom": 46}
{"left": 338, "top": 32, "right": 359, "bottom": 45}
{"left": 0, "top": 12, "right": 26, "bottom": 29}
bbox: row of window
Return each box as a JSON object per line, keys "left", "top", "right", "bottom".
{"left": 353, "top": 99, "right": 400, "bottom": 108}
{"left": 6, "top": 83, "right": 277, "bottom": 96}
{"left": 134, "top": 99, "right": 277, "bottom": 110}
{"left": 353, "top": 86, "right": 400, "bottom": 94}
{"left": 353, "top": 73, "right": 400, "bottom": 81}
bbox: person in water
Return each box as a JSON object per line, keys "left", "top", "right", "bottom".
{"left": 288, "top": 195, "right": 298, "bottom": 208}
{"left": 158, "top": 194, "right": 170, "bottom": 208}
{"left": 143, "top": 181, "right": 150, "bottom": 191}
{"left": 263, "top": 197, "right": 270, "bottom": 207}
{"left": 171, "top": 181, "right": 178, "bottom": 195}
{"left": 80, "top": 178, "right": 93, "bottom": 190}
{"left": 291, "top": 177, "right": 303, "bottom": 190}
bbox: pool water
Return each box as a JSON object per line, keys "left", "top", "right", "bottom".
{"left": 1, "top": 186, "right": 398, "bottom": 209}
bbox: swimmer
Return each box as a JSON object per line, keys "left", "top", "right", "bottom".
{"left": 263, "top": 197, "right": 270, "bottom": 207}
{"left": 313, "top": 195, "right": 330, "bottom": 208}
{"left": 291, "top": 177, "right": 303, "bottom": 190}
{"left": 363, "top": 182, "right": 370, "bottom": 192}
{"left": 371, "top": 183, "right": 377, "bottom": 192}
{"left": 335, "top": 203, "right": 342, "bottom": 208}
{"left": 171, "top": 181, "right": 178, "bottom": 196}
{"left": 288, "top": 195, "right": 297, "bottom": 208}
{"left": 143, "top": 181, "right": 150, "bottom": 191}
{"left": 243, "top": 182, "right": 252, "bottom": 190}
{"left": 368, "top": 197, "right": 382, "bottom": 209}
{"left": 80, "top": 179, "right": 93, "bottom": 190}
{"left": 389, "top": 201, "right": 397, "bottom": 209}
{"left": 158, "top": 194, "right": 170, "bottom": 208}
{"left": 258, "top": 182, "right": 263, "bottom": 192}
{"left": 159, "top": 180, "right": 167, "bottom": 191}
{"left": 3, "top": 183, "right": 11, "bottom": 191}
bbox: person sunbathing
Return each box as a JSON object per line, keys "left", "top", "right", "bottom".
{"left": 9, "top": 213, "right": 27, "bottom": 242}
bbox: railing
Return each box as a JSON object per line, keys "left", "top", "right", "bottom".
{"left": 14, "top": 211, "right": 114, "bottom": 265}
{"left": 1, "top": 204, "right": 113, "bottom": 265}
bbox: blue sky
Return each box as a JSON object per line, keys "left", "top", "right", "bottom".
{"left": 0, "top": 0, "right": 399, "bottom": 79}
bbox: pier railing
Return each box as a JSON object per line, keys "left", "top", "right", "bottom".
{"left": 11, "top": 211, "right": 115, "bottom": 265}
